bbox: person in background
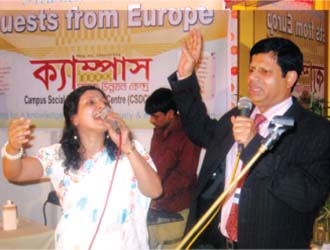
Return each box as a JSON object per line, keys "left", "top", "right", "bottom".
{"left": 167, "top": 29, "right": 330, "bottom": 249}
{"left": 145, "top": 87, "right": 201, "bottom": 249}
{"left": 2, "top": 85, "right": 162, "bottom": 250}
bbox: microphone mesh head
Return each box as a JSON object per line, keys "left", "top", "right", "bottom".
{"left": 238, "top": 96, "right": 252, "bottom": 111}
{"left": 99, "top": 106, "right": 112, "bottom": 120}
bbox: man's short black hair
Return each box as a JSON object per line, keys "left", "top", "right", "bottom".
{"left": 250, "top": 37, "right": 303, "bottom": 88}
{"left": 145, "top": 88, "right": 177, "bottom": 115}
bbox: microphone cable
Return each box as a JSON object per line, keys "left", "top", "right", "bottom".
{"left": 88, "top": 133, "right": 122, "bottom": 250}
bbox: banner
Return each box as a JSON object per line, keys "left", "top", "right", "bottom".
{"left": 0, "top": 8, "right": 233, "bottom": 128}
{"left": 254, "top": 10, "right": 326, "bottom": 113}
{"left": 0, "top": 0, "right": 225, "bottom": 11}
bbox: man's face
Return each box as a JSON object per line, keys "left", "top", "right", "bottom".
{"left": 149, "top": 111, "right": 173, "bottom": 130}
{"left": 248, "top": 52, "right": 295, "bottom": 113}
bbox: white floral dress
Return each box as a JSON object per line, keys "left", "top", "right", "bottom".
{"left": 36, "top": 140, "right": 154, "bottom": 250}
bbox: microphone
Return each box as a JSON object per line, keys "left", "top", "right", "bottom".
{"left": 262, "top": 115, "right": 294, "bottom": 150}
{"left": 237, "top": 96, "right": 253, "bottom": 152}
{"left": 98, "top": 106, "right": 121, "bottom": 134}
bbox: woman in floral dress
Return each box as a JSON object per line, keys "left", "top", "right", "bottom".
{"left": 2, "top": 85, "right": 162, "bottom": 250}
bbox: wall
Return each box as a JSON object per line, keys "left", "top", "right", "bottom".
{"left": 238, "top": 11, "right": 254, "bottom": 97}
{"left": 326, "top": 11, "right": 330, "bottom": 118}
{"left": 238, "top": 10, "right": 328, "bottom": 111}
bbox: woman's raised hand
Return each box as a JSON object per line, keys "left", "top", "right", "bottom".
{"left": 8, "top": 117, "right": 32, "bottom": 150}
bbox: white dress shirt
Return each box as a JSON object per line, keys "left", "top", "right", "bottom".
{"left": 219, "top": 96, "right": 293, "bottom": 239}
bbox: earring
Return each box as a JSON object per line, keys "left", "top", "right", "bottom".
{"left": 74, "top": 135, "right": 78, "bottom": 140}
{"left": 106, "top": 134, "right": 109, "bottom": 139}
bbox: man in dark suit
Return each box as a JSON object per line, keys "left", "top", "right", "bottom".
{"left": 168, "top": 29, "right": 330, "bottom": 249}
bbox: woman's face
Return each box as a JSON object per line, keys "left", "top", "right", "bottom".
{"left": 71, "top": 89, "right": 109, "bottom": 133}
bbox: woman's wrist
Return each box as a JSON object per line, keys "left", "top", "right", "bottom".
{"left": 123, "top": 144, "right": 135, "bottom": 156}
{"left": 1, "top": 141, "right": 23, "bottom": 160}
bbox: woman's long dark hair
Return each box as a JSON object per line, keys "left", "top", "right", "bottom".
{"left": 60, "top": 85, "right": 118, "bottom": 171}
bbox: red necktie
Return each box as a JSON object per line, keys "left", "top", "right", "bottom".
{"left": 225, "top": 114, "right": 266, "bottom": 241}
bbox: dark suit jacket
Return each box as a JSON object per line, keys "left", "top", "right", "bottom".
{"left": 168, "top": 72, "right": 330, "bottom": 249}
